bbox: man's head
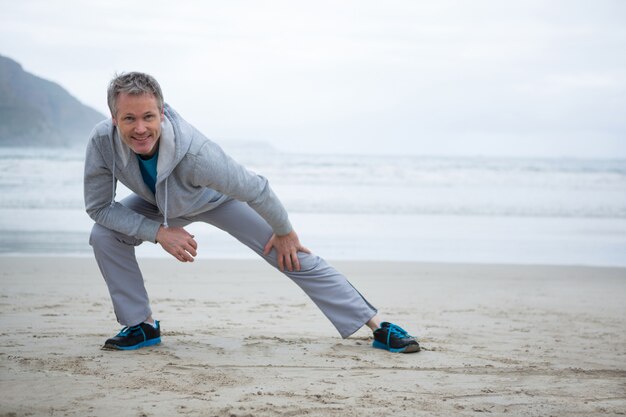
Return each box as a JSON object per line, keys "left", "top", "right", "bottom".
{"left": 108, "top": 72, "right": 164, "bottom": 157}
{"left": 107, "top": 72, "right": 164, "bottom": 117}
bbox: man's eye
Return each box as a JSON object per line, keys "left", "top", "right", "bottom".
{"left": 145, "top": 115, "right": 154, "bottom": 120}
{"left": 124, "top": 117, "right": 134, "bottom": 122}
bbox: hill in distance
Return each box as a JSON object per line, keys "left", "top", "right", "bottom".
{"left": 0, "top": 54, "right": 106, "bottom": 147}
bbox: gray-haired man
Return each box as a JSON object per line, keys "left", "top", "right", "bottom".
{"left": 84, "top": 72, "right": 419, "bottom": 353}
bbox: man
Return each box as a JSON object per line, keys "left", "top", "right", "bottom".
{"left": 84, "top": 72, "right": 419, "bottom": 353}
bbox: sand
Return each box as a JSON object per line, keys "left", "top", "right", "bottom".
{"left": 0, "top": 256, "right": 625, "bottom": 416}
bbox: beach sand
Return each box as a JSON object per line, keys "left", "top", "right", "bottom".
{"left": 1, "top": 256, "right": 625, "bottom": 416}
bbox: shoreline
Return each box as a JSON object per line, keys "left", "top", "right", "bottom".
{"left": 1, "top": 257, "right": 625, "bottom": 416}
{"left": 2, "top": 209, "right": 626, "bottom": 267}
{"left": 1, "top": 252, "right": 626, "bottom": 269}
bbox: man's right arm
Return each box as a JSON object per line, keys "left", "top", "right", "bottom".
{"left": 83, "top": 136, "right": 162, "bottom": 243}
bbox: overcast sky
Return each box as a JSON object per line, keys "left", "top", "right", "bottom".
{"left": 1, "top": 0, "right": 625, "bottom": 157}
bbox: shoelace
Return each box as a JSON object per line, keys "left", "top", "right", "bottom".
{"left": 386, "top": 323, "right": 411, "bottom": 345}
{"left": 116, "top": 324, "right": 144, "bottom": 337}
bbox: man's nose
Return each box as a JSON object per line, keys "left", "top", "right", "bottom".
{"left": 134, "top": 120, "right": 147, "bottom": 133}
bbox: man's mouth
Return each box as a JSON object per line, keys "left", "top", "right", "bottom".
{"left": 133, "top": 135, "right": 151, "bottom": 142}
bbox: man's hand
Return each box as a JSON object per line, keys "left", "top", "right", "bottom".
{"left": 263, "top": 230, "right": 311, "bottom": 272}
{"left": 156, "top": 226, "right": 198, "bottom": 262}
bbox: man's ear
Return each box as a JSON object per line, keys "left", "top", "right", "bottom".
{"left": 112, "top": 116, "right": 117, "bottom": 126}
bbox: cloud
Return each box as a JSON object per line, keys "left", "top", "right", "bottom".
{"left": 1, "top": 0, "right": 624, "bottom": 157}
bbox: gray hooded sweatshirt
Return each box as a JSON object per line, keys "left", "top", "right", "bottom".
{"left": 84, "top": 104, "right": 293, "bottom": 243}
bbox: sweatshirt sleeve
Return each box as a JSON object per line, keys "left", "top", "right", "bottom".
{"left": 192, "top": 140, "right": 293, "bottom": 236}
{"left": 83, "top": 136, "right": 162, "bottom": 243}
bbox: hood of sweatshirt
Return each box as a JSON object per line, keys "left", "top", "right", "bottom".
{"left": 112, "top": 104, "right": 191, "bottom": 177}
{"left": 109, "top": 103, "right": 192, "bottom": 227}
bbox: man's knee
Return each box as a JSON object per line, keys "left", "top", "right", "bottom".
{"left": 89, "top": 223, "right": 142, "bottom": 248}
{"left": 296, "top": 252, "right": 322, "bottom": 273}
{"left": 89, "top": 223, "right": 107, "bottom": 248}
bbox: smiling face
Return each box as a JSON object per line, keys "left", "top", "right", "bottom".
{"left": 112, "top": 92, "right": 163, "bottom": 157}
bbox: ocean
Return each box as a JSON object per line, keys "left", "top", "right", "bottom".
{"left": 1, "top": 145, "right": 625, "bottom": 266}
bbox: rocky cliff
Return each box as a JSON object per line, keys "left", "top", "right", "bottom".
{"left": 0, "top": 54, "right": 105, "bottom": 147}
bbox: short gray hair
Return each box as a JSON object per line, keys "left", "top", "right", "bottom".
{"left": 107, "top": 72, "right": 164, "bottom": 116}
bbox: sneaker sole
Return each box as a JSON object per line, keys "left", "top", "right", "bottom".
{"left": 102, "top": 337, "right": 161, "bottom": 351}
{"left": 372, "top": 340, "right": 420, "bottom": 353}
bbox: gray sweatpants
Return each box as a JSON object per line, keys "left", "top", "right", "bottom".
{"left": 89, "top": 194, "right": 377, "bottom": 338}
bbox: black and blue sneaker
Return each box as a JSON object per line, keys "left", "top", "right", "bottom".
{"left": 372, "top": 322, "right": 420, "bottom": 353}
{"left": 102, "top": 321, "right": 161, "bottom": 350}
